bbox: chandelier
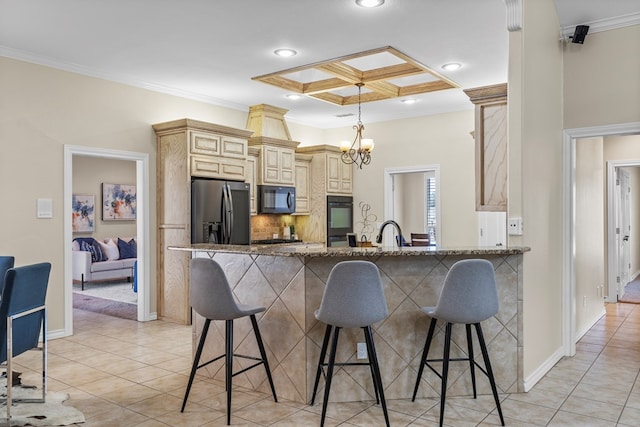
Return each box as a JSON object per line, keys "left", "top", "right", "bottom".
{"left": 340, "top": 83, "right": 374, "bottom": 168}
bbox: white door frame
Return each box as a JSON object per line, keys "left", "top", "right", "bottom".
{"left": 383, "top": 164, "right": 441, "bottom": 247}
{"left": 608, "top": 163, "right": 638, "bottom": 301}
{"left": 562, "top": 122, "right": 640, "bottom": 356}
{"left": 64, "top": 145, "right": 152, "bottom": 336}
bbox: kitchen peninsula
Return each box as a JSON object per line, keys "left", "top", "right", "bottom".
{"left": 170, "top": 243, "right": 529, "bottom": 404}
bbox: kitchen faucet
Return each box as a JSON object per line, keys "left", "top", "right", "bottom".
{"left": 376, "top": 220, "right": 403, "bottom": 248}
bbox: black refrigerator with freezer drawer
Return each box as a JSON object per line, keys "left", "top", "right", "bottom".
{"left": 191, "top": 178, "right": 251, "bottom": 245}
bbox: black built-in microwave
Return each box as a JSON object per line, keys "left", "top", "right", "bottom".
{"left": 258, "top": 185, "right": 296, "bottom": 214}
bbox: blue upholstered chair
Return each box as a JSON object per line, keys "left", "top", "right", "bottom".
{"left": 310, "top": 260, "right": 390, "bottom": 427}
{"left": 0, "top": 262, "right": 51, "bottom": 422}
{"left": 0, "top": 256, "right": 15, "bottom": 294}
{"left": 412, "top": 259, "right": 504, "bottom": 427}
{"left": 181, "top": 258, "right": 277, "bottom": 425}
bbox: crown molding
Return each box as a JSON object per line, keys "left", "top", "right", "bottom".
{"left": 560, "top": 12, "right": 640, "bottom": 39}
{"left": 0, "top": 44, "right": 248, "bottom": 113}
{"left": 504, "top": 0, "right": 522, "bottom": 31}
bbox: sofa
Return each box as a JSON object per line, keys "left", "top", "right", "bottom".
{"left": 72, "top": 237, "right": 137, "bottom": 290}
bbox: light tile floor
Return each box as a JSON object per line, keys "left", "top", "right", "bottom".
{"left": 11, "top": 302, "right": 640, "bottom": 426}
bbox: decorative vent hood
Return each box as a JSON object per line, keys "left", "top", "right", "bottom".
{"left": 246, "top": 104, "right": 300, "bottom": 149}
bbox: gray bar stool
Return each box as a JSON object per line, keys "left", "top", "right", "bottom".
{"left": 310, "top": 260, "right": 390, "bottom": 427}
{"left": 181, "top": 258, "right": 277, "bottom": 425}
{"left": 412, "top": 259, "right": 505, "bottom": 426}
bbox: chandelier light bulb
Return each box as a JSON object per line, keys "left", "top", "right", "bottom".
{"left": 361, "top": 139, "right": 374, "bottom": 152}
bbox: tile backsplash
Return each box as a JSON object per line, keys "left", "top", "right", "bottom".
{"left": 251, "top": 214, "right": 297, "bottom": 241}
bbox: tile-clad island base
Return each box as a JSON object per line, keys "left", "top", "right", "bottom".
{"left": 169, "top": 244, "right": 528, "bottom": 404}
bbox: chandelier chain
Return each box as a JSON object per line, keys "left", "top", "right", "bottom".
{"left": 341, "top": 82, "right": 373, "bottom": 169}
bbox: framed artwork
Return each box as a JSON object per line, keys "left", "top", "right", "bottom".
{"left": 72, "top": 194, "right": 95, "bottom": 233}
{"left": 102, "top": 183, "right": 137, "bottom": 220}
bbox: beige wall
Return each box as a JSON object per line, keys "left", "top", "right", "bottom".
{"left": 73, "top": 156, "right": 137, "bottom": 240}
{"left": 564, "top": 25, "right": 640, "bottom": 129}
{"left": 575, "top": 138, "right": 605, "bottom": 333}
{"left": 324, "top": 110, "right": 477, "bottom": 247}
{"left": 510, "top": 0, "right": 564, "bottom": 380}
{"left": 0, "top": 56, "right": 249, "bottom": 332}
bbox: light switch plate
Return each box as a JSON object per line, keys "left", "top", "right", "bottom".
{"left": 36, "top": 198, "right": 53, "bottom": 218}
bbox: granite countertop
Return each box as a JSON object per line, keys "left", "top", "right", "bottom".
{"left": 168, "top": 243, "right": 530, "bottom": 257}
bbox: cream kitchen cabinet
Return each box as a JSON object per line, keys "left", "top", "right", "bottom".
{"left": 326, "top": 152, "right": 352, "bottom": 194}
{"left": 259, "top": 144, "right": 295, "bottom": 185}
{"left": 464, "top": 83, "right": 508, "bottom": 212}
{"left": 293, "top": 154, "right": 312, "bottom": 215}
{"left": 152, "top": 118, "right": 253, "bottom": 325}
{"left": 246, "top": 147, "right": 260, "bottom": 215}
{"left": 189, "top": 130, "right": 248, "bottom": 181}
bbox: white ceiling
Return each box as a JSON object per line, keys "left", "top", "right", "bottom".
{"left": 1, "top": 0, "right": 638, "bottom": 128}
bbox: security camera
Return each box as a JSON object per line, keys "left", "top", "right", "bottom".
{"left": 570, "top": 25, "right": 589, "bottom": 44}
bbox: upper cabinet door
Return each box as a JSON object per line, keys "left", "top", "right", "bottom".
{"left": 261, "top": 145, "right": 295, "bottom": 185}
{"left": 464, "top": 83, "right": 508, "bottom": 212}
{"left": 326, "top": 153, "right": 352, "bottom": 194}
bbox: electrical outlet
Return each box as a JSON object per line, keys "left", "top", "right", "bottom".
{"left": 583, "top": 295, "right": 587, "bottom": 307}
{"left": 357, "top": 342, "right": 368, "bottom": 359}
{"left": 508, "top": 217, "right": 523, "bottom": 235}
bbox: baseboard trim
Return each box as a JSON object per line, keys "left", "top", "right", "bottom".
{"left": 524, "top": 307, "right": 606, "bottom": 392}
{"left": 523, "top": 346, "right": 565, "bottom": 392}
{"left": 576, "top": 308, "right": 607, "bottom": 341}
{"left": 47, "top": 328, "right": 70, "bottom": 340}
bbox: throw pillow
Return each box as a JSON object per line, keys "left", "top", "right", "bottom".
{"left": 118, "top": 238, "right": 137, "bottom": 259}
{"left": 97, "top": 239, "right": 120, "bottom": 261}
{"left": 74, "top": 238, "right": 106, "bottom": 262}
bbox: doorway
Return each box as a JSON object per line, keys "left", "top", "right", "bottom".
{"left": 63, "top": 145, "right": 152, "bottom": 337}
{"left": 563, "top": 122, "right": 640, "bottom": 356}
{"left": 607, "top": 163, "right": 639, "bottom": 301}
{"left": 383, "top": 165, "right": 441, "bottom": 247}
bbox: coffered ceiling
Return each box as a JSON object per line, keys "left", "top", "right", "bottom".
{"left": 0, "top": 0, "right": 638, "bottom": 128}
{"left": 253, "top": 46, "right": 459, "bottom": 106}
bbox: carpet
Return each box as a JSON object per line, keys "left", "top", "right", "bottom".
{"left": 72, "top": 280, "right": 137, "bottom": 304}
{"left": 73, "top": 293, "right": 137, "bottom": 321}
{"left": 619, "top": 278, "right": 640, "bottom": 303}
{"left": 0, "top": 385, "right": 85, "bottom": 426}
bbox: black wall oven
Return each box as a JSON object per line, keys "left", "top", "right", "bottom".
{"left": 326, "top": 196, "right": 353, "bottom": 247}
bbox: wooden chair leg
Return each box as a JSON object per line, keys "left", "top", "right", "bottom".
{"left": 475, "top": 323, "right": 505, "bottom": 426}
{"left": 412, "top": 317, "right": 437, "bottom": 401}
{"left": 364, "top": 326, "right": 390, "bottom": 427}
{"left": 466, "top": 323, "right": 477, "bottom": 398}
{"left": 225, "top": 320, "right": 233, "bottom": 425}
{"left": 181, "top": 319, "right": 210, "bottom": 412}
{"left": 250, "top": 314, "right": 277, "bottom": 402}
{"left": 319, "top": 327, "right": 340, "bottom": 427}
{"left": 439, "top": 322, "right": 453, "bottom": 427}
{"left": 311, "top": 324, "right": 332, "bottom": 405}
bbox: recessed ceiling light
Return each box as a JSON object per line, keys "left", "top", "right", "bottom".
{"left": 274, "top": 48, "right": 297, "bottom": 58}
{"left": 442, "top": 62, "right": 462, "bottom": 71}
{"left": 285, "top": 94, "right": 301, "bottom": 100}
{"left": 356, "top": 0, "right": 384, "bottom": 8}
{"left": 401, "top": 99, "right": 418, "bottom": 104}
